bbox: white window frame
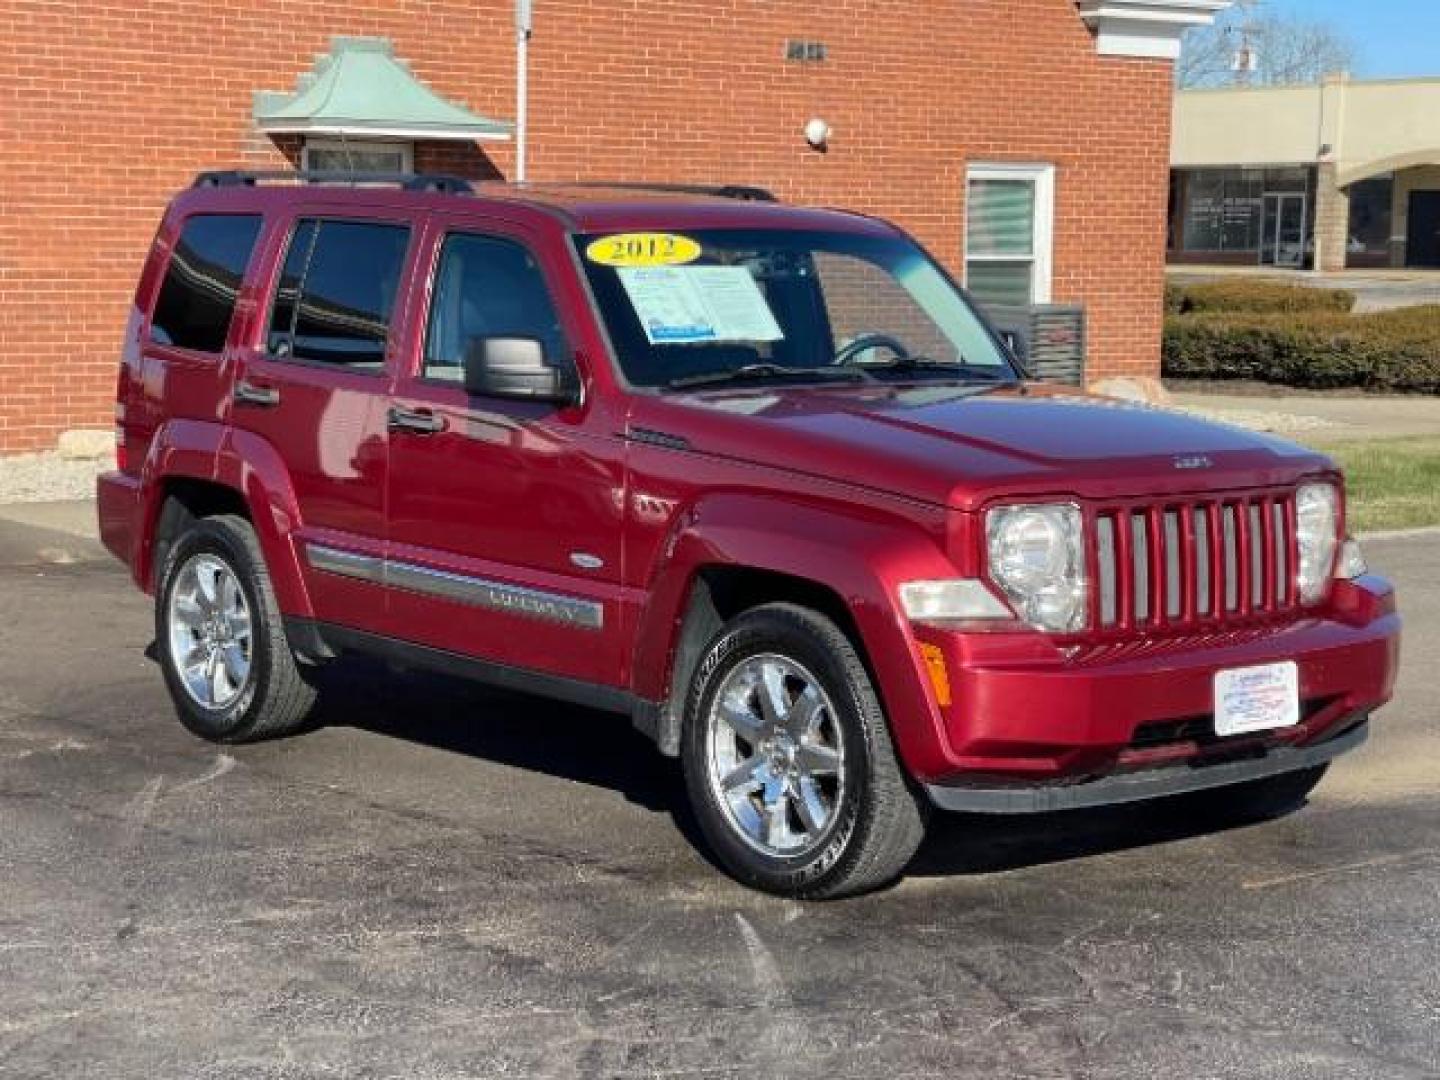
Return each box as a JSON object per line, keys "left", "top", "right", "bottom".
{"left": 301, "top": 138, "right": 414, "bottom": 174}
{"left": 964, "top": 163, "right": 1056, "bottom": 305}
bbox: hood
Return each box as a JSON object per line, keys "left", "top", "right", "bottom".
{"left": 628, "top": 382, "right": 1333, "bottom": 509}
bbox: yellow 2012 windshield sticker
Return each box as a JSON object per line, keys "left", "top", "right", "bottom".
{"left": 585, "top": 232, "right": 702, "bottom": 267}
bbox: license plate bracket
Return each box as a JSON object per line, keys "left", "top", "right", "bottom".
{"left": 1214, "top": 661, "right": 1300, "bottom": 737}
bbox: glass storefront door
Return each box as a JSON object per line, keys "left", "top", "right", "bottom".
{"left": 1262, "top": 193, "right": 1307, "bottom": 267}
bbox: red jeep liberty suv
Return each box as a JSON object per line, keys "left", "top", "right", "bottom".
{"left": 98, "top": 172, "right": 1400, "bottom": 898}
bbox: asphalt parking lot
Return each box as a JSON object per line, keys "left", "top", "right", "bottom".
{"left": 1, "top": 515, "right": 1436, "bottom": 1079}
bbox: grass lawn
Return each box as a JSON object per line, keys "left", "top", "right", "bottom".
{"left": 1320, "top": 437, "right": 1440, "bottom": 534}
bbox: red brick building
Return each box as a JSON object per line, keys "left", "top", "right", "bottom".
{"left": 0, "top": 0, "right": 1228, "bottom": 454}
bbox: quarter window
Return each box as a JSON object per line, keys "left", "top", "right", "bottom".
{"left": 150, "top": 214, "right": 263, "bottom": 352}
{"left": 266, "top": 219, "right": 411, "bottom": 371}
{"left": 423, "top": 234, "right": 568, "bottom": 382}
{"left": 964, "top": 164, "right": 1055, "bottom": 310}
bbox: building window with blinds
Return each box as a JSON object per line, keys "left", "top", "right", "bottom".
{"left": 964, "top": 164, "right": 1055, "bottom": 310}
{"left": 302, "top": 139, "right": 414, "bottom": 174}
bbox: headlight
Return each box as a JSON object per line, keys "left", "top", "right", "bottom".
{"left": 986, "top": 504, "right": 1088, "bottom": 632}
{"left": 1335, "top": 537, "right": 1367, "bottom": 580}
{"left": 1296, "top": 482, "right": 1340, "bottom": 604}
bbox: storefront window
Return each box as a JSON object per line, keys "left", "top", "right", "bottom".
{"left": 1181, "top": 169, "right": 1272, "bottom": 252}
{"left": 1174, "top": 167, "right": 1315, "bottom": 258}
{"left": 1347, "top": 174, "right": 1394, "bottom": 259}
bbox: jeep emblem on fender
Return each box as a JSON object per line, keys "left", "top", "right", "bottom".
{"left": 1173, "top": 455, "right": 1214, "bottom": 470}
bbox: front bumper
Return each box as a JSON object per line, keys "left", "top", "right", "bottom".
{"left": 926, "top": 718, "right": 1368, "bottom": 814}
{"left": 903, "top": 575, "right": 1399, "bottom": 802}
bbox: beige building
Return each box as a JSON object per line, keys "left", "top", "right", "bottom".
{"left": 1169, "top": 75, "right": 1440, "bottom": 271}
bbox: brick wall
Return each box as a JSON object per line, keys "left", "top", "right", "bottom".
{"left": 0, "top": 0, "right": 1174, "bottom": 453}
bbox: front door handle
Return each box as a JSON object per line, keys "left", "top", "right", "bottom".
{"left": 387, "top": 405, "right": 446, "bottom": 435}
{"left": 234, "top": 379, "right": 281, "bottom": 408}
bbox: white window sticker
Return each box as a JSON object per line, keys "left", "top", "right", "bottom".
{"left": 617, "top": 266, "right": 784, "bottom": 345}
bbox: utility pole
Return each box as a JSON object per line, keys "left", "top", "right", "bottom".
{"left": 1230, "top": 0, "right": 1261, "bottom": 86}
{"left": 515, "top": 0, "right": 532, "bottom": 182}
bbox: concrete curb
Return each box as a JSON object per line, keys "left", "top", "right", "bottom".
{"left": 1359, "top": 525, "right": 1440, "bottom": 542}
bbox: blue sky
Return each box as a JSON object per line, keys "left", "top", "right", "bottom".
{"left": 1266, "top": 0, "right": 1440, "bottom": 79}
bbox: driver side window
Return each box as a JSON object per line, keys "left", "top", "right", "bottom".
{"left": 814, "top": 252, "right": 959, "bottom": 363}
{"left": 423, "top": 233, "right": 568, "bottom": 383}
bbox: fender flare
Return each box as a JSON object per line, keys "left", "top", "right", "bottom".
{"left": 138, "top": 419, "right": 313, "bottom": 617}
{"left": 630, "top": 493, "right": 961, "bottom": 778}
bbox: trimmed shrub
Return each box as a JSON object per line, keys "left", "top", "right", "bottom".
{"left": 1166, "top": 280, "right": 1355, "bottom": 316}
{"left": 1163, "top": 306, "right": 1440, "bottom": 393}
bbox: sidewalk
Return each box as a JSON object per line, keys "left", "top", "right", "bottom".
{"left": 0, "top": 501, "right": 105, "bottom": 565}
{"left": 0, "top": 499, "right": 101, "bottom": 539}
{"left": 1167, "top": 266, "right": 1440, "bottom": 313}
{"left": 1167, "top": 388, "right": 1440, "bottom": 446}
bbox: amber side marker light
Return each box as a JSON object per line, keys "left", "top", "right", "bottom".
{"left": 918, "top": 642, "right": 953, "bottom": 708}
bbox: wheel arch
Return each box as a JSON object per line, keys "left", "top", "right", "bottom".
{"left": 657, "top": 566, "right": 871, "bottom": 755}
{"left": 149, "top": 476, "right": 249, "bottom": 590}
{"left": 139, "top": 420, "right": 313, "bottom": 617}
{"left": 630, "top": 494, "right": 956, "bottom": 775}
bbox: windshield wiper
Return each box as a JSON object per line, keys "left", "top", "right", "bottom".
{"left": 858, "top": 355, "right": 1011, "bottom": 381}
{"left": 667, "top": 363, "right": 871, "bottom": 390}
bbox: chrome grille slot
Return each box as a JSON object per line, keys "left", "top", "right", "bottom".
{"left": 1097, "top": 515, "right": 1118, "bottom": 627}
{"left": 1131, "top": 512, "right": 1150, "bottom": 624}
{"left": 1193, "top": 507, "right": 1212, "bottom": 616}
{"left": 1222, "top": 505, "right": 1239, "bottom": 613}
{"left": 1249, "top": 503, "right": 1265, "bottom": 609}
{"left": 1163, "top": 510, "right": 1182, "bottom": 620}
{"left": 1273, "top": 501, "right": 1289, "bottom": 606}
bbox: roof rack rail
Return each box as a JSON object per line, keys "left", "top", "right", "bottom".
{"left": 558, "top": 181, "right": 779, "bottom": 203}
{"left": 191, "top": 170, "right": 475, "bottom": 194}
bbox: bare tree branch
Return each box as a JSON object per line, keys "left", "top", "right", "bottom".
{"left": 1177, "top": 8, "right": 1360, "bottom": 89}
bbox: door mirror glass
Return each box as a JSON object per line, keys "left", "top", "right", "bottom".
{"left": 464, "top": 336, "right": 574, "bottom": 402}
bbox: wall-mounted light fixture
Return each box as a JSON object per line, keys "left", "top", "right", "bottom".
{"left": 804, "top": 117, "right": 831, "bottom": 151}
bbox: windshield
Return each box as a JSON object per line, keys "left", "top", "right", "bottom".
{"left": 575, "top": 228, "right": 1017, "bottom": 389}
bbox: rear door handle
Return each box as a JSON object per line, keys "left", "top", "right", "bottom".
{"left": 387, "top": 405, "right": 446, "bottom": 435}
{"left": 234, "top": 379, "right": 281, "bottom": 408}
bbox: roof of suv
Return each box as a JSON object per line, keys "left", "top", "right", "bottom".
{"left": 178, "top": 172, "right": 898, "bottom": 237}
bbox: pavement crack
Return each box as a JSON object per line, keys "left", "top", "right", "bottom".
{"left": 170, "top": 752, "right": 236, "bottom": 793}
{"left": 121, "top": 775, "right": 164, "bottom": 847}
{"left": 1242, "top": 847, "right": 1440, "bottom": 890}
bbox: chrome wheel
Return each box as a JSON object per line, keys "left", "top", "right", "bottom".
{"left": 166, "top": 553, "right": 253, "bottom": 710}
{"left": 705, "top": 653, "right": 846, "bottom": 857}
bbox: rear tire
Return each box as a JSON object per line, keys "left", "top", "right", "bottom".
{"left": 681, "top": 603, "right": 927, "bottom": 899}
{"left": 155, "top": 514, "right": 317, "bottom": 743}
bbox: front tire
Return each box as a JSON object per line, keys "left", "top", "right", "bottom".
{"left": 681, "top": 603, "right": 927, "bottom": 899}
{"left": 156, "top": 514, "right": 317, "bottom": 743}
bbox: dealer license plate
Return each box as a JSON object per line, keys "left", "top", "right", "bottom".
{"left": 1214, "top": 661, "right": 1300, "bottom": 737}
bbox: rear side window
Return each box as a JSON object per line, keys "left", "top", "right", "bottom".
{"left": 150, "top": 214, "right": 263, "bottom": 352}
{"left": 265, "top": 219, "right": 411, "bottom": 371}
